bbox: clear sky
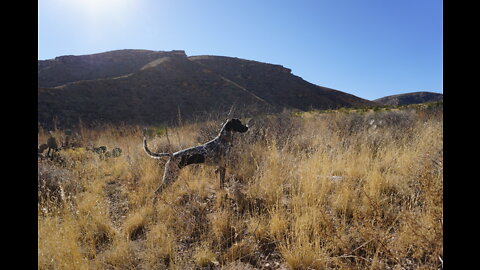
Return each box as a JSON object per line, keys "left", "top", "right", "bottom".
{"left": 38, "top": 0, "right": 442, "bottom": 100}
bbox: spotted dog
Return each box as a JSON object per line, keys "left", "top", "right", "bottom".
{"left": 143, "top": 118, "right": 249, "bottom": 201}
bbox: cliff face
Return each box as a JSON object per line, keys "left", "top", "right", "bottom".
{"left": 38, "top": 50, "right": 375, "bottom": 129}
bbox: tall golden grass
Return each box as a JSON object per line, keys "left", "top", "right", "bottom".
{"left": 38, "top": 106, "right": 443, "bottom": 269}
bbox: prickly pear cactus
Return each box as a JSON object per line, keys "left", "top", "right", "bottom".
{"left": 93, "top": 146, "right": 107, "bottom": 154}
{"left": 38, "top": 144, "right": 48, "bottom": 153}
{"left": 112, "top": 147, "right": 122, "bottom": 157}
{"left": 47, "top": 136, "right": 58, "bottom": 149}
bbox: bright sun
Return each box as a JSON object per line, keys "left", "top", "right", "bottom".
{"left": 70, "top": 0, "right": 131, "bottom": 17}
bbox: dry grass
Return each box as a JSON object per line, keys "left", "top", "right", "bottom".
{"left": 38, "top": 106, "right": 443, "bottom": 269}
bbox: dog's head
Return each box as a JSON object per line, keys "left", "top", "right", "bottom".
{"left": 224, "top": 118, "right": 249, "bottom": 133}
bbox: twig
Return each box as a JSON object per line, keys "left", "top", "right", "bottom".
{"left": 336, "top": 254, "right": 371, "bottom": 263}
{"left": 165, "top": 127, "right": 173, "bottom": 155}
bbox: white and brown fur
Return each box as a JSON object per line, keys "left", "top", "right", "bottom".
{"left": 143, "top": 118, "right": 249, "bottom": 200}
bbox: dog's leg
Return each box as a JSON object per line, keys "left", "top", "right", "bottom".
{"left": 153, "top": 159, "right": 180, "bottom": 203}
{"left": 152, "top": 184, "right": 165, "bottom": 204}
{"left": 218, "top": 165, "right": 226, "bottom": 189}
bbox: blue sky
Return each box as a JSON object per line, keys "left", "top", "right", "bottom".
{"left": 38, "top": 0, "right": 442, "bottom": 100}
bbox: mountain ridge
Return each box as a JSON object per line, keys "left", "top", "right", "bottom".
{"left": 38, "top": 49, "right": 377, "bottom": 129}
{"left": 373, "top": 91, "right": 443, "bottom": 106}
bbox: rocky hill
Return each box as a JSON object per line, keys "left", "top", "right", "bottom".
{"left": 38, "top": 50, "right": 187, "bottom": 88}
{"left": 38, "top": 49, "right": 376, "bottom": 128}
{"left": 373, "top": 91, "right": 443, "bottom": 106}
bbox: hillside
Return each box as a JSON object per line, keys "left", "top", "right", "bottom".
{"left": 373, "top": 91, "right": 443, "bottom": 106}
{"left": 38, "top": 50, "right": 187, "bottom": 88}
{"left": 38, "top": 49, "right": 376, "bottom": 128}
{"left": 38, "top": 108, "right": 443, "bottom": 269}
{"left": 189, "top": 56, "right": 373, "bottom": 110}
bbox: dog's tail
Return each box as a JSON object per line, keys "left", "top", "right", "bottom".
{"left": 143, "top": 129, "right": 172, "bottom": 159}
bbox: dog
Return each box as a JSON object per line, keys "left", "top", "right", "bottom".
{"left": 143, "top": 118, "right": 249, "bottom": 201}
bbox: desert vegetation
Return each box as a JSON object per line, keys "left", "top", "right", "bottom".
{"left": 38, "top": 104, "right": 443, "bottom": 269}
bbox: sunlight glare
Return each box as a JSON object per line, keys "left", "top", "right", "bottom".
{"left": 69, "top": 0, "right": 133, "bottom": 18}
{"left": 60, "top": 0, "right": 140, "bottom": 41}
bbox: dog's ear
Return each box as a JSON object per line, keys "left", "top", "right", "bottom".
{"left": 232, "top": 119, "right": 249, "bottom": 133}
{"left": 223, "top": 119, "right": 234, "bottom": 132}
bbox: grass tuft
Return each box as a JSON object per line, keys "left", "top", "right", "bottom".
{"left": 38, "top": 107, "right": 443, "bottom": 269}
